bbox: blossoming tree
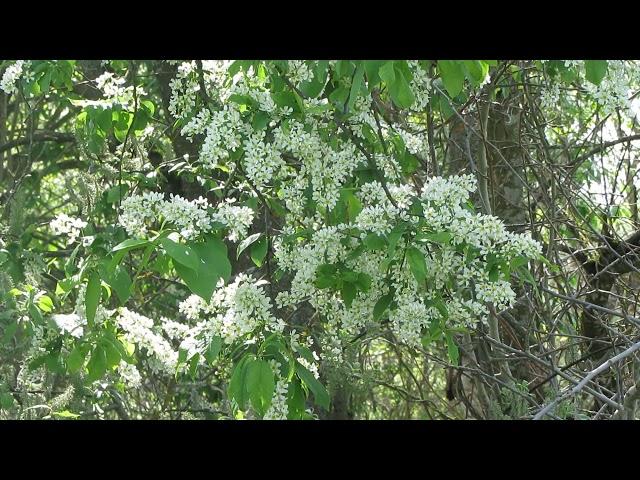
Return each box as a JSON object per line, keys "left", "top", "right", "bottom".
{"left": 1, "top": 59, "right": 639, "bottom": 420}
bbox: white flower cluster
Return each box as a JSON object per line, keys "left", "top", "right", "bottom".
{"left": 181, "top": 108, "right": 212, "bottom": 140}
{"left": 540, "top": 82, "right": 561, "bottom": 112}
{"left": 49, "top": 385, "right": 75, "bottom": 411}
{"left": 271, "top": 119, "right": 366, "bottom": 210}
{"left": 243, "top": 129, "right": 286, "bottom": 188}
{"left": 390, "top": 299, "right": 433, "bottom": 348}
{"left": 166, "top": 61, "right": 542, "bottom": 355}
{"left": 210, "top": 199, "right": 255, "bottom": 242}
{"left": 263, "top": 359, "right": 289, "bottom": 420}
{"left": 168, "top": 61, "right": 199, "bottom": 120}
{"left": 199, "top": 106, "right": 245, "bottom": 169}
{"left": 584, "top": 60, "right": 633, "bottom": 115}
{"left": 50, "top": 213, "right": 87, "bottom": 245}
{"left": 116, "top": 360, "right": 142, "bottom": 388}
{"left": 179, "top": 274, "right": 284, "bottom": 344}
{"left": 119, "top": 192, "right": 254, "bottom": 241}
{"left": 174, "top": 62, "right": 367, "bottom": 210}
{"left": 288, "top": 60, "right": 314, "bottom": 85}
{"left": 564, "top": 60, "right": 582, "bottom": 68}
{"left": 0, "top": 60, "right": 29, "bottom": 94}
{"left": 408, "top": 60, "right": 432, "bottom": 111}
{"left": 94, "top": 71, "right": 128, "bottom": 103}
{"left": 51, "top": 313, "right": 85, "bottom": 338}
{"left": 275, "top": 172, "right": 541, "bottom": 348}
{"left": 115, "top": 308, "right": 178, "bottom": 374}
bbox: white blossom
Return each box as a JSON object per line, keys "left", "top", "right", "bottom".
{"left": 0, "top": 60, "right": 29, "bottom": 94}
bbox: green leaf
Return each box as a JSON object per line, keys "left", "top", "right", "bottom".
{"left": 406, "top": 246, "right": 427, "bottom": 285}
{"left": 294, "top": 345, "right": 316, "bottom": 364}
{"left": 373, "top": 291, "right": 395, "bottom": 321}
{"left": 107, "top": 265, "right": 132, "bottom": 305}
{"left": 103, "top": 340, "right": 121, "bottom": 369}
{"left": 418, "top": 232, "right": 453, "bottom": 245}
{"left": 272, "top": 91, "right": 300, "bottom": 113}
{"left": 204, "top": 336, "right": 222, "bottom": 365}
{"left": 585, "top": 60, "right": 608, "bottom": 86}
{"left": 462, "top": 60, "right": 487, "bottom": 85}
{"left": 95, "top": 107, "right": 113, "bottom": 133}
{"left": 66, "top": 345, "right": 87, "bottom": 374}
{"left": 399, "top": 151, "right": 419, "bottom": 175}
{"left": 287, "top": 379, "right": 306, "bottom": 419}
{"left": 141, "top": 100, "right": 155, "bottom": 117}
{"left": 229, "top": 356, "right": 253, "bottom": 410}
{"left": 445, "top": 332, "right": 459, "bottom": 365}
{"left": 379, "top": 61, "right": 396, "bottom": 85}
{"left": 246, "top": 359, "right": 275, "bottom": 417}
{"left": 161, "top": 238, "right": 200, "bottom": 271}
{"left": 86, "top": 345, "right": 107, "bottom": 382}
{"left": 52, "top": 410, "right": 80, "bottom": 419}
{"left": 296, "top": 361, "right": 329, "bottom": 410}
{"left": 329, "top": 85, "right": 350, "bottom": 109}
{"left": 391, "top": 66, "right": 415, "bottom": 109}
{"left": 85, "top": 272, "right": 101, "bottom": 327}
{"left": 237, "top": 232, "right": 261, "bottom": 259}
{"left": 315, "top": 263, "right": 338, "bottom": 289}
{"left": 438, "top": 60, "right": 465, "bottom": 98}
{"left": 39, "top": 70, "right": 52, "bottom": 94}
{"left": 314, "top": 274, "right": 336, "bottom": 289}
{"left": 174, "top": 237, "right": 231, "bottom": 300}
{"left": 488, "top": 263, "right": 500, "bottom": 282}
{"left": 2, "top": 321, "right": 18, "bottom": 344}
{"left": 341, "top": 282, "right": 357, "bottom": 308}
{"left": 250, "top": 236, "right": 268, "bottom": 267}
{"left": 106, "top": 184, "right": 129, "bottom": 204}
{"left": 364, "top": 233, "right": 386, "bottom": 251}
{"left": 252, "top": 111, "right": 270, "bottom": 130}
{"left": 27, "top": 301, "right": 43, "bottom": 324}
{"left": 347, "top": 62, "right": 365, "bottom": 112}
{"left": 36, "top": 295, "right": 54, "bottom": 313}
{"left": 344, "top": 190, "right": 362, "bottom": 222}
{"left": 111, "top": 238, "right": 149, "bottom": 253}
{"left": 335, "top": 60, "right": 354, "bottom": 78}
{"left": 0, "top": 392, "right": 14, "bottom": 410}
{"left": 363, "top": 60, "right": 386, "bottom": 88}
{"left": 355, "top": 272, "right": 371, "bottom": 292}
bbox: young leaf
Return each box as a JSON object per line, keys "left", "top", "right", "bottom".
{"left": 66, "top": 345, "right": 87, "bottom": 374}
{"left": 246, "top": 359, "right": 275, "bottom": 417}
{"left": 250, "top": 235, "right": 268, "bottom": 267}
{"left": 36, "top": 295, "right": 54, "bottom": 313}
{"left": 445, "top": 332, "right": 460, "bottom": 365}
{"left": 373, "top": 291, "right": 395, "bottom": 321}
{"left": 296, "top": 362, "right": 330, "bottom": 410}
{"left": 107, "top": 265, "right": 132, "bottom": 305}
{"left": 86, "top": 345, "right": 107, "bottom": 382}
{"left": 406, "top": 246, "right": 427, "bottom": 285}
{"left": 341, "top": 282, "right": 357, "bottom": 309}
{"left": 347, "top": 62, "right": 365, "bottom": 112}
{"left": 161, "top": 238, "right": 200, "bottom": 271}
{"left": 236, "top": 232, "right": 261, "bottom": 260}
{"left": 174, "top": 237, "right": 231, "bottom": 301}
{"left": 585, "top": 60, "right": 608, "bottom": 86}
{"left": 438, "top": 60, "right": 465, "bottom": 98}
{"left": 204, "top": 336, "right": 223, "bottom": 365}
{"left": 364, "top": 233, "right": 386, "bottom": 251}
{"left": 379, "top": 61, "right": 396, "bottom": 86}
{"left": 85, "top": 272, "right": 101, "bottom": 327}
{"left": 228, "top": 356, "right": 253, "bottom": 410}
{"left": 111, "top": 238, "right": 149, "bottom": 253}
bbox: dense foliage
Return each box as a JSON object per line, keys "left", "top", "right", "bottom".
{"left": 1, "top": 59, "right": 639, "bottom": 420}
